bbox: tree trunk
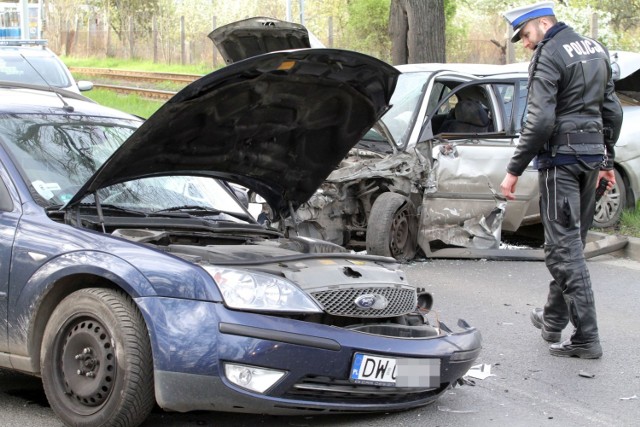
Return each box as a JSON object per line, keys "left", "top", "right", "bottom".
{"left": 389, "top": 0, "right": 445, "bottom": 65}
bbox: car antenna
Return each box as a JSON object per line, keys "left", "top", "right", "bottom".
{"left": 19, "top": 53, "right": 75, "bottom": 112}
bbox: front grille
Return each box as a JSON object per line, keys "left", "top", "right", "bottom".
{"left": 311, "top": 286, "right": 417, "bottom": 318}
{"left": 283, "top": 375, "right": 447, "bottom": 404}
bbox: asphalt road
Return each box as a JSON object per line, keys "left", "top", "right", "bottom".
{"left": 1, "top": 254, "right": 639, "bottom": 427}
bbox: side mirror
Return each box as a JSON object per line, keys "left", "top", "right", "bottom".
{"left": 77, "top": 80, "right": 93, "bottom": 91}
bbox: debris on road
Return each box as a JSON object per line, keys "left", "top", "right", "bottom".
{"left": 579, "top": 370, "right": 596, "bottom": 378}
{"left": 437, "top": 405, "right": 479, "bottom": 414}
{"left": 620, "top": 395, "right": 638, "bottom": 400}
{"left": 465, "top": 363, "right": 495, "bottom": 380}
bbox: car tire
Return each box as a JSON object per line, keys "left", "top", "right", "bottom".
{"left": 593, "top": 169, "right": 626, "bottom": 229}
{"left": 366, "top": 192, "right": 418, "bottom": 261}
{"left": 41, "top": 288, "right": 154, "bottom": 427}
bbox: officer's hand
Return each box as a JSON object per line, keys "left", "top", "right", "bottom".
{"left": 598, "top": 170, "right": 616, "bottom": 191}
{"left": 501, "top": 173, "right": 519, "bottom": 201}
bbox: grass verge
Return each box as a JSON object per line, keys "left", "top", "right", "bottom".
{"left": 617, "top": 209, "right": 640, "bottom": 238}
{"left": 82, "top": 88, "right": 164, "bottom": 119}
{"left": 62, "top": 56, "right": 213, "bottom": 75}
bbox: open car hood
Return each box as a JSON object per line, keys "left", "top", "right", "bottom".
{"left": 610, "top": 50, "right": 640, "bottom": 94}
{"left": 66, "top": 49, "right": 399, "bottom": 219}
{"left": 208, "top": 16, "right": 324, "bottom": 65}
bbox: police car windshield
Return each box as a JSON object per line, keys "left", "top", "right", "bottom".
{"left": 0, "top": 53, "right": 72, "bottom": 88}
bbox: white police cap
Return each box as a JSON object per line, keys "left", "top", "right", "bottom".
{"left": 503, "top": 1, "right": 555, "bottom": 43}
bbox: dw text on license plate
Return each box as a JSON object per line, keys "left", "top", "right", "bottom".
{"left": 350, "top": 353, "right": 440, "bottom": 387}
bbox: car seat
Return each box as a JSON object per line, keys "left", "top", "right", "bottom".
{"left": 438, "top": 99, "right": 492, "bottom": 133}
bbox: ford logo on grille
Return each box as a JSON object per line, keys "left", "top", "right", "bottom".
{"left": 354, "top": 294, "right": 389, "bottom": 310}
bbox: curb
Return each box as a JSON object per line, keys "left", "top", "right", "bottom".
{"left": 588, "top": 231, "right": 640, "bottom": 261}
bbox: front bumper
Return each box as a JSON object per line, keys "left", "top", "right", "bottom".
{"left": 137, "top": 297, "right": 481, "bottom": 415}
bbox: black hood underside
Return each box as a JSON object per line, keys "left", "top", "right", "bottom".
{"left": 67, "top": 49, "right": 399, "bottom": 219}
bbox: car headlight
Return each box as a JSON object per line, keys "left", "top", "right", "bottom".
{"left": 203, "top": 266, "right": 322, "bottom": 313}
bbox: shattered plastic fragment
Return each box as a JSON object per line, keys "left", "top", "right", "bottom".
{"left": 465, "top": 363, "right": 495, "bottom": 380}
{"left": 457, "top": 377, "right": 476, "bottom": 386}
{"left": 437, "top": 406, "right": 479, "bottom": 414}
{"left": 620, "top": 395, "right": 638, "bottom": 400}
{"left": 579, "top": 370, "right": 595, "bottom": 378}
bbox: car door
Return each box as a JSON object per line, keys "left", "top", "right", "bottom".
{"left": 415, "top": 78, "right": 538, "bottom": 249}
{"left": 0, "top": 160, "right": 20, "bottom": 356}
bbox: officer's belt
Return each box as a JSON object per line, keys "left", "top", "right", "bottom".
{"left": 549, "top": 132, "right": 604, "bottom": 146}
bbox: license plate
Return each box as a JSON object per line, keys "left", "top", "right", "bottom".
{"left": 349, "top": 353, "right": 440, "bottom": 387}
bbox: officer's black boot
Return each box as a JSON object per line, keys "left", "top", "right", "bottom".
{"left": 549, "top": 294, "right": 601, "bottom": 359}
{"left": 531, "top": 280, "right": 568, "bottom": 342}
{"left": 530, "top": 308, "right": 561, "bottom": 342}
{"left": 549, "top": 339, "right": 602, "bottom": 359}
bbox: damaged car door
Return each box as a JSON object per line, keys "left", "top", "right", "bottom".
{"left": 417, "top": 77, "right": 539, "bottom": 255}
{"left": 294, "top": 71, "right": 537, "bottom": 260}
{"left": 292, "top": 69, "right": 479, "bottom": 259}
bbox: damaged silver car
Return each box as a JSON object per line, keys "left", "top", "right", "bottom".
{"left": 208, "top": 18, "right": 636, "bottom": 261}
{"left": 293, "top": 67, "right": 536, "bottom": 260}
{"left": 293, "top": 54, "right": 640, "bottom": 261}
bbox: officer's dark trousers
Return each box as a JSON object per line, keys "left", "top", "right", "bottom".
{"left": 538, "top": 162, "right": 601, "bottom": 344}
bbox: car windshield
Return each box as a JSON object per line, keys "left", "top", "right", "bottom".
{"left": 0, "top": 53, "right": 73, "bottom": 88}
{"left": 0, "top": 114, "right": 248, "bottom": 216}
{"left": 379, "top": 71, "right": 431, "bottom": 147}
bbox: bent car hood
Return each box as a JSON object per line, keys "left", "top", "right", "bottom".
{"left": 611, "top": 50, "right": 640, "bottom": 96}
{"left": 611, "top": 50, "right": 640, "bottom": 81}
{"left": 66, "top": 49, "right": 399, "bottom": 218}
{"left": 208, "top": 16, "right": 320, "bottom": 64}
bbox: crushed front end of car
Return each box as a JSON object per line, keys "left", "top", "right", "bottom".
{"left": 130, "top": 236, "right": 482, "bottom": 414}
{"left": 0, "top": 38, "right": 481, "bottom": 426}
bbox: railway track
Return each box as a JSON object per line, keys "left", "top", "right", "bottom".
{"left": 70, "top": 68, "right": 205, "bottom": 100}
{"left": 91, "top": 83, "right": 178, "bottom": 100}
{"left": 70, "top": 67, "right": 202, "bottom": 84}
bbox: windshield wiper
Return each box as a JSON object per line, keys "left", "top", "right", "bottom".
{"left": 151, "top": 205, "right": 254, "bottom": 222}
{"left": 151, "top": 205, "right": 222, "bottom": 215}
{"left": 78, "top": 203, "right": 147, "bottom": 216}
{"left": 49, "top": 202, "right": 146, "bottom": 216}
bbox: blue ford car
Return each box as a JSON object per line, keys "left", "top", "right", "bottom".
{"left": 0, "top": 47, "right": 481, "bottom": 426}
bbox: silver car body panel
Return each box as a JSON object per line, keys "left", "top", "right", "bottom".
{"left": 296, "top": 53, "right": 639, "bottom": 259}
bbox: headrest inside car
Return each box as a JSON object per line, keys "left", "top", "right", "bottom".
{"left": 455, "top": 100, "right": 490, "bottom": 127}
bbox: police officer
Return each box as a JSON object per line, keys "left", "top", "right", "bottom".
{"left": 500, "top": 1, "right": 623, "bottom": 359}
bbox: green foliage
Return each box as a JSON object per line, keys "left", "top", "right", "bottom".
{"left": 444, "top": 0, "right": 457, "bottom": 21}
{"left": 82, "top": 88, "right": 164, "bottom": 118}
{"left": 42, "top": 0, "right": 640, "bottom": 66}
{"left": 345, "top": 0, "right": 391, "bottom": 61}
{"left": 445, "top": 0, "right": 633, "bottom": 63}
{"left": 63, "top": 56, "right": 211, "bottom": 74}
{"left": 555, "top": 4, "right": 620, "bottom": 49}
{"left": 107, "top": 0, "right": 160, "bottom": 39}
{"left": 571, "top": 0, "right": 640, "bottom": 32}
{"left": 618, "top": 209, "right": 640, "bottom": 238}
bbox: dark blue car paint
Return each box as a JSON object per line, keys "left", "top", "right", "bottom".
{"left": 138, "top": 296, "right": 480, "bottom": 413}
{"left": 0, "top": 152, "right": 482, "bottom": 410}
{"left": 0, "top": 147, "right": 224, "bottom": 371}
{"left": 0, "top": 160, "right": 19, "bottom": 358}
{"left": 0, "top": 47, "right": 481, "bottom": 420}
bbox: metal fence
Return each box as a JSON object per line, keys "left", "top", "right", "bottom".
{"left": 44, "top": 17, "right": 508, "bottom": 67}
{"left": 46, "top": 18, "right": 224, "bottom": 68}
